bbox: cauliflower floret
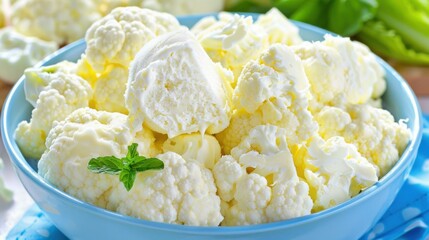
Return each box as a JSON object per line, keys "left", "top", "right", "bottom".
{"left": 297, "top": 136, "right": 378, "bottom": 212}
{"left": 93, "top": 64, "right": 128, "bottom": 114}
{"left": 293, "top": 35, "right": 386, "bottom": 112}
{"left": 213, "top": 125, "right": 313, "bottom": 226}
{"left": 134, "top": 127, "right": 161, "bottom": 158}
{"left": 10, "top": 0, "right": 101, "bottom": 45}
{"left": 163, "top": 134, "right": 221, "bottom": 169}
{"left": 108, "top": 152, "right": 223, "bottom": 226}
{"left": 231, "top": 125, "right": 296, "bottom": 179}
{"left": 24, "top": 61, "right": 77, "bottom": 107}
{"left": 85, "top": 7, "right": 181, "bottom": 72}
{"left": 192, "top": 12, "right": 269, "bottom": 83}
{"left": 255, "top": 8, "right": 302, "bottom": 46}
{"left": 0, "top": 28, "right": 58, "bottom": 84}
{"left": 217, "top": 44, "right": 316, "bottom": 154}
{"left": 265, "top": 180, "right": 312, "bottom": 221}
{"left": 223, "top": 173, "right": 271, "bottom": 225}
{"left": 322, "top": 35, "right": 386, "bottom": 105}
{"left": 38, "top": 108, "right": 158, "bottom": 208}
{"left": 316, "top": 104, "right": 411, "bottom": 176}
{"left": 142, "top": 0, "right": 224, "bottom": 16}
{"left": 292, "top": 41, "right": 345, "bottom": 111}
{"left": 233, "top": 44, "right": 309, "bottom": 113}
{"left": 212, "top": 155, "right": 245, "bottom": 202}
{"left": 75, "top": 55, "right": 98, "bottom": 86}
{"left": 15, "top": 72, "right": 92, "bottom": 159}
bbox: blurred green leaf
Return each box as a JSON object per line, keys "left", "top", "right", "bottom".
{"left": 357, "top": 20, "right": 429, "bottom": 65}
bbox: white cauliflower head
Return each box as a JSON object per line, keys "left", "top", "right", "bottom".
{"left": 38, "top": 108, "right": 158, "bottom": 207}
{"left": 298, "top": 136, "right": 378, "bottom": 212}
{"left": 108, "top": 152, "right": 223, "bottom": 226}
{"left": 10, "top": 0, "right": 101, "bottom": 45}
{"left": 213, "top": 125, "right": 313, "bottom": 226}
{"left": 233, "top": 44, "right": 309, "bottom": 113}
{"left": 84, "top": 7, "right": 181, "bottom": 72}
{"left": 292, "top": 41, "right": 345, "bottom": 110}
{"left": 162, "top": 133, "right": 221, "bottom": 169}
{"left": 217, "top": 44, "right": 317, "bottom": 154}
{"left": 255, "top": 8, "right": 302, "bottom": 46}
{"left": 322, "top": 35, "right": 386, "bottom": 105}
{"left": 316, "top": 104, "right": 411, "bottom": 177}
{"left": 192, "top": 12, "right": 269, "bottom": 82}
{"left": 15, "top": 72, "right": 93, "bottom": 159}
{"left": 0, "top": 28, "right": 58, "bottom": 84}
{"left": 293, "top": 35, "right": 386, "bottom": 112}
{"left": 24, "top": 61, "right": 77, "bottom": 107}
{"left": 142, "top": 0, "right": 224, "bottom": 16}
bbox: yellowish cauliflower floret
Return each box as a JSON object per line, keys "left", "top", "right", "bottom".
{"left": 233, "top": 44, "right": 309, "bottom": 113}
{"left": 292, "top": 41, "right": 345, "bottom": 110}
{"left": 108, "top": 152, "right": 223, "bottom": 226}
{"left": 75, "top": 55, "right": 98, "bottom": 86}
{"left": 142, "top": 0, "right": 224, "bottom": 16}
{"left": 297, "top": 136, "right": 378, "bottom": 212}
{"left": 322, "top": 35, "right": 386, "bottom": 105}
{"left": 255, "top": 8, "right": 302, "bottom": 46}
{"left": 15, "top": 72, "right": 93, "bottom": 159}
{"left": 38, "top": 108, "right": 158, "bottom": 207}
{"left": 10, "top": 0, "right": 101, "bottom": 45}
{"left": 293, "top": 35, "right": 386, "bottom": 112}
{"left": 24, "top": 61, "right": 77, "bottom": 107}
{"left": 214, "top": 125, "right": 313, "bottom": 226}
{"left": 84, "top": 7, "right": 181, "bottom": 72}
{"left": 316, "top": 104, "right": 411, "bottom": 176}
{"left": 93, "top": 64, "right": 128, "bottom": 114}
{"left": 217, "top": 44, "right": 316, "bottom": 154}
{"left": 163, "top": 134, "right": 221, "bottom": 169}
{"left": 126, "top": 30, "right": 232, "bottom": 137}
{"left": 0, "top": 28, "right": 58, "bottom": 84}
{"left": 192, "top": 12, "right": 269, "bottom": 82}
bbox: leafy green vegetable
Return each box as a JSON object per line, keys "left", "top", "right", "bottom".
{"left": 227, "top": 0, "right": 272, "bottom": 12}
{"left": 88, "top": 143, "right": 164, "bottom": 191}
{"left": 375, "top": 0, "right": 429, "bottom": 54}
{"left": 357, "top": 20, "right": 429, "bottom": 65}
{"left": 328, "top": 0, "right": 377, "bottom": 36}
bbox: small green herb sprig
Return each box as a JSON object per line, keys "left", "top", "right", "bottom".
{"left": 88, "top": 143, "right": 164, "bottom": 191}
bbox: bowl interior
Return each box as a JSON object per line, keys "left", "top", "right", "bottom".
{"left": 1, "top": 13, "right": 423, "bottom": 232}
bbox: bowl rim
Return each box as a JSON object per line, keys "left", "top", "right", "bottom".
{"left": 1, "top": 13, "right": 424, "bottom": 235}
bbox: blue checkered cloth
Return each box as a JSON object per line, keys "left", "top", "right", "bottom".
{"left": 7, "top": 116, "right": 429, "bottom": 240}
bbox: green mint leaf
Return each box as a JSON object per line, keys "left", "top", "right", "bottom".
{"left": 130, "top": 157, "right": 164, "bottom": 172}
{"left": 127, "top": 143, "right": 139, "bottom": 159}
{"left": 88, "top": 156, "right": 123, "bottom": 174}
{"left": 88, "top": 143, "right": 164, "bottom": 191}
{"left": 120, "top": 169, "right": 136, "bottom": 191}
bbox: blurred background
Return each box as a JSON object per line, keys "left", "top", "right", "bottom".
{"left": 0, "top": 0, "right": 428, "bottom": 238}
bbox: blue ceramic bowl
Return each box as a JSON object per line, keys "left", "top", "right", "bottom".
{"left": 1, "top": 14, "right": 423, "bottom": 240}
